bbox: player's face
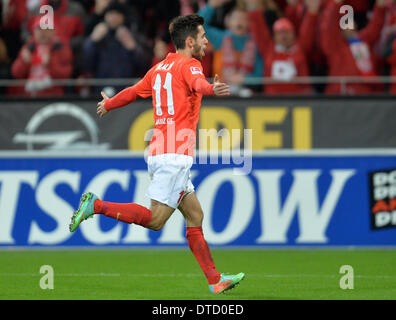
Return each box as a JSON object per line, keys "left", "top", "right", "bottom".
{"left": 191, "top": 25, "right": 208, "bottom": 61}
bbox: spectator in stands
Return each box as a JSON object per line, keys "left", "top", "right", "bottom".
{"left": 82, "top": 1, "right": 146, "bottom": 94}
{"left": 198, "top": 0, "right": 263, "bottom": 96}
{"left": 22, "top": 0, "right": 85, "bottom": 50}
{"left": 320, "top": 0, "right": 386, "bottom": 94}
{"left": 11, "top": 17, "right": 73, "bottom": 96}
{"left": 248, "top": 0, "right": 320, "bottom": 94}
{"left": 284, "top": 0, "right": 331, "bottom": 92}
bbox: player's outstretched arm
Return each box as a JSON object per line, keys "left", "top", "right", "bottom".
{"left": 96, "top": 84, "right": 142, "bottom": 118}
{"left": 212, "top": 74, "right": 230, "bottom": 96}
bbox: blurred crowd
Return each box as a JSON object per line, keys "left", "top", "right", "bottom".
{"left": 1, "top": 0, "right": 396, "bottom": 97}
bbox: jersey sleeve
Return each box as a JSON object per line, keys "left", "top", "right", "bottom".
{"left": 104, "top": 68, "right": 153, "bottom": 111}
{"left": 134, "top": 67, "right": 153, "bottom": 98}
{"left": 104, "top": 86, "right": 138, "bottom": 111}
{"left": 182, "top": 59, "right": 214, "bottom": 95}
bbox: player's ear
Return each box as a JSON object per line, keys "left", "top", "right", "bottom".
{"left": 185, "top": 36, "right": 194, "bottom": 49}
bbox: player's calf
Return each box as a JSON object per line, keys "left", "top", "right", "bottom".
{"left": 70, "top": 193, "right": 155, "bottom": 231}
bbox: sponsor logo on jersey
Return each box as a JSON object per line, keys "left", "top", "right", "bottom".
{"left": 190, "top": 66, "right": 203, "bottom": 75}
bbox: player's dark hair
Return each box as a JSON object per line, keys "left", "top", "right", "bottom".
{"left": 169, "top": 14, "right": 204, "bottom": 50}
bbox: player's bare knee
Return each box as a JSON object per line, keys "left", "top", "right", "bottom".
{"left": 148, "top": 214, "right": 166, "bottom": 231}
{"left": 151, "top": 220, "right": 166, "bottom": 231}
{"left": 150, "top": 224, "right": 163, "bottom": 231}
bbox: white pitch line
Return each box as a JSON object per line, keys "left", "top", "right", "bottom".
{"left": 0, "top": 273, "right": 199, "bottom": 277}
{"left": 0, "top": 273, "right": 394, "bottom": 279}
{"left": 246, "top": 274, "right": 396, "bottom": 279}
{"left": 0, "top": 273, "right": 121, "bottom": 277}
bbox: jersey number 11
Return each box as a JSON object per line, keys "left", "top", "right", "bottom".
{"left": 153, "top": 72, "right": 174, "bottom": 116}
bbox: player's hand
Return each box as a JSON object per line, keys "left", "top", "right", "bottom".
{"left": 97, "top": 91, "right": 109, "bottom": 117}
{"left": 213, "top": 74, "right": 230, "bottom": 96}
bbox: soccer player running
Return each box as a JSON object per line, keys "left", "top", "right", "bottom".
{"left": 69, "top": 14, "right": 245, "bottom": 295}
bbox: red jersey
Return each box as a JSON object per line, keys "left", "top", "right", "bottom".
{"left": 248, "top": 10, "right": 317, "bottom": 94}
{"left": 320, "top": 1, "right": 385, "bottom": 94}
{"left": 104, "top": 52, "right": 214, "bottom": 156}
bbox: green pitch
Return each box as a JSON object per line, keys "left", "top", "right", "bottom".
{"left": 0, "top": 249, "right": 395, "bottom": 300}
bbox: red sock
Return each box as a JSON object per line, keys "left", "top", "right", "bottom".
{"left": 186, "top": 226, "right": 221, "bottom": 285}
{"left": 94, "top": 199, "right": 152, "bottom": 227}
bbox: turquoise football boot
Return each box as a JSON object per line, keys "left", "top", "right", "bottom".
{"left": 209, "top": 272, "right": 245, "bottom": 294}
{"left": 69, "top": 192, "right": 98, "bottom": 232}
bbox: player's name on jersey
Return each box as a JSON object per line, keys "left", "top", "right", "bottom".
{"left": 155, "top": 62, "right": 175, "bottom": 71}
{"left": 155, "top": 117, "right": 175, "bottom": 125}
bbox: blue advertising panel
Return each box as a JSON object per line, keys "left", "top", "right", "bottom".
{"left": 0, "top": 151, "right": 395, "bottom": 247}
